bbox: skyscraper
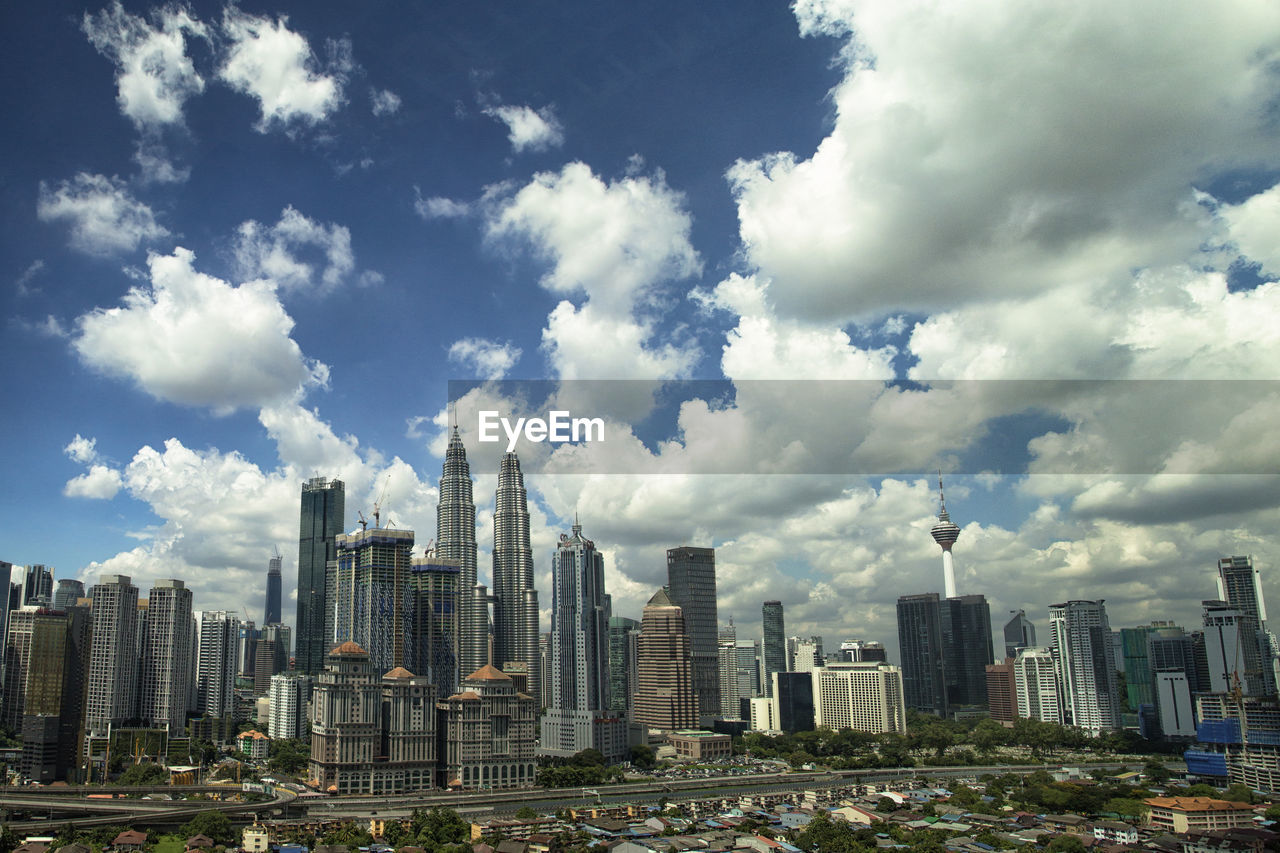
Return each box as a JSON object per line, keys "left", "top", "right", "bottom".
{"left": 1203, "top": 599, "right": 1251, "bottom": 694}
{"left": 1216, "top": 555, "right": 1276, "bottom": 695}
{"left": 297, "top": 477, "right": 345, "bottom": 675}
{"left": 140, "top": 579, "right": 193, "bottom": 733}
{"left": 269, "top": 673, "right": 313, "bottom": 740}
{"left": 930, "top": 474, "right": 961, "bottom": 599}
{"left": 607, "top": 616, "right": 640, "bottom": 713}
{"left": 404, "top": 555, "right": 460, "bottom": 699}
{"left": 437, "top": 427, "right": 486, "bottom": 678}
{"left": 329, "top": 525, "right": 415, "bottom": 674}
{"left": 540, "top": 520, "right": 626, "bottom": 761}
{"left": 19, "top": 604, "right": 90, "bottom": 784}
{"left": 1014, "top": 647, "right": 1061, "bottom": 723}
{"left": 1004, "top": 609, "right": 1037, "bottom": 660}
{"left": 761, "top": 600, "right": 785, "bottom": 698}
{"left": 812, "top": 662, "right": 907, "bottom": 734}
{"left": 264, "top": 552, "right": 282, "bottom": 626}
{"left": 84, "top": 574, "right": 140, "bottom": 736}
{"left": 941, "top": 594, "right": 994, "bottom": 706}
{"left": 492, "top": 452, "right": 539, "bottom": 706}
{"left": 634, "top": 587, "right": 697, "bottom": 731}
{"left": 21, "top": 565, "right": 53, "bottom": 606}
{"left": 1048, "top": 600, "right": 1120, "bottom": 735}
{"left": 197, "top": 610, "right": 241, "bottom": 722}
{"left": 53, "top": 578, "right": 84, "bottom": 610}
{"left": 897, "top": 593, "right": 948, "bottom": 715}
{"left": 666, "top": 546, "right": 719, "bottom": 720}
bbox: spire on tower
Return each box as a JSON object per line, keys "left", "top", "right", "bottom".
{"left": 930, "top": 471, "right": 961, "bottom": 599}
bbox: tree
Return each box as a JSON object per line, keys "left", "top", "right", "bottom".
{"left": 971, "top": 719, "right": 1008, "bottom": 754}
{"left": 792, "top": 812, "right": 869, "bottom": 853}
{"left": 630, "top": 744, "right": 656, "bottom": 770}
{"left": 1264, "top": 803, "right": 1280, "bottom": 822}
{"left": 515, "top": 807, "right": 539, "bottom": 820}
{"left": 1143, "top": 760, "right": 1172, "bottom": 786}
{"left": 267, "top": 738, "right": 310, "bottom": 775}
{"left": 1044, "top": 835, "right": 1086, "bottom": 852}
{"left": 1224, "top": 782, "right": 1258, "bottom": 804}
{"left": 323, "top": 821, "right": 372, "bottom": 847}
{"left": 0, "top": 826, "right": 18, "bottom": 853}
{"left": 182, "top": 811, "right": 234, "bottom": 846}
{"left": 411, "top": 807, "right": 468, "bottom": 847}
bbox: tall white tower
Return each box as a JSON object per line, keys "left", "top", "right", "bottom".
{"left": 930, "top": 473, "right": 960, "bottom": 599}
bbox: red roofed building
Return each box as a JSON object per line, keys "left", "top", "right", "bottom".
{"left": 439, "top": 664, "right": 536, "bottom": 790}
{"left": 1144, "top": 796, "right": 1256, "bottom": 833}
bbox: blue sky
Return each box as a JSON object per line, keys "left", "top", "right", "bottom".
{"left": 4, "top": 0, "right": 1280, "bottom": 660}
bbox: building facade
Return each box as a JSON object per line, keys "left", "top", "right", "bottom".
{"left": 269, "top": 673, "right": 313, "bottom": 740}
{"left": 666, "top": 546, "right": 719, "bottom": 720}
{"left": 1014, "top": 646, "right": 1061, "bottom": 723}
{"left": 491, "top": 452, "right": 540, "bottom": 707}
{"left": 607, "top": 616, "right": 640, "bottom": 714}
{"left": 264, "top": 553, "right": 282, "bottom": 626}
{"left": 140, "top": 579, "right": 193, "bottom": 732}
{"left": 85, "top": 574, "right": 140, "bottom": 736}
{"left": 197, "top": 610, "right": 241, "bottom": 723}
{"left": 439, "top": 664, "right": 537, "bottom": 791}
{"left": 437, "top": 427, "right": 487, "bottom": 678}
{"left": 1048, "top": 600, "right": 1120, "bottom": 735}
{"left": 540, "top": 520, "right": 626, "bottom": 761}
{"left": 634, "top": 588, "right": 698, "bottom": 731}
{"left": 329, "top": 526, "right": 415, "bottom": 675}
{"left": 897, "top": 593, "right": 948, "bottom": 715}
{"left": 761, "top": 600, "right": 785, "bottom": 698}
{"left": 812, "top": 662, "right": 907, "bottom": 734}
{"left": 404, "top": 556, "right": 460, "bottom": 700}
{"left": 297, "top": 477, "right": 345, "bottom": 675}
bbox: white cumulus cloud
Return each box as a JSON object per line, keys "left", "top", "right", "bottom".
{"left": 219, "top": 8, "right": 346, "bottom": 132}
{"left": 233, "top": 206, "right": 360, "bottom": 294}
{"left": 64, "top": 434, "right": 100, "bottom": 464}
{"left": 370, "top": 87, "right": 401, "bottom": 116}
{"left": 73, "top": 248, "right": 328, "bottom": 413}
{"left": 483, "top": 104, "right": 565, "bottom": 153}
{"left": 65, "top": 465, "right": 124, "bottom": 500}
{"left": 447, "top": 338, "right": 522, "bottom": 380}
{"left": 37, "top": 173, "right": 169, "bottom": 256}
{"left": 82, "top": 1, "right": 208, "bottom": 130}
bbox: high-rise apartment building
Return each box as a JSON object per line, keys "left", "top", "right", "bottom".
{"left": 85, "top": 574, "right": 140, "bottom": 736}
{"left": 1121, "top": 622, "right": 1185, "bottom": 709}
{"left": 1203, "top": 599, "right": 1252, "bottom": 694}
{"left": 53, "top": 579, "right": 85, "bottom": 611}
{"left": 985, "top": 659, "right": 1016, "bottom": 723}
{"left": 197, "top": 610, "right": 241, "bottom": 722}
{"left": 666, "top": 546, "right": 719, "bottom": 720}
{"left": 718, "top": 637, "right": 740, "bottom": 719}
{"left": 437, "top": 427, "right": 487, "bottom": 678}
{"left": 1048, "top": 600, "right": 1120, "bottom": 735}
{"left": 607, "top": 616, "right": 640, "bottom": 714}
{"left": 2, "top": 608, "right": 41, "bottom": 730}
{"left": 634, "top": 587, "right": 697, "bottom": 731}
{"left": 1004, "top": 610, "right": 1037, "bottom": 660}
{"left": 269, "top": 673, "right": 313, "bottom": 740}
{"left": 140, "top": 579, "right": 193, "bottom": 733}
{"left": 264, "top": 553, "right": 282, "bottom": 626}
{"left": 439, "top": 664, "right": 537, "bottom": 791}
{"left": 541, "top": 520, "right": 626, "bottom": 761}
{"left": 297, "top": 477, "right": 345, "bottom": 674}
{"left": 761, "top": 600, "right": 785, "bottom": 698}
{"left": 492, "top": 452, "right": 539, "bottom": 706}
{"left": 329, "top": 526, "right": 415, "bottom": 674}
{"left": 404, "top": 556, "right": 460, "bottom": 700}
{"left": 812, "top": 662, "right": 907, "bottom": 734}
{"left": 735, "top": 640, "right": 760, "bottom": 701}
{"left": 897, "top": 593, "right": 948, "bottom": 715}
{"left": 1014, "top": 647, "right": 1061, "bottom": 723}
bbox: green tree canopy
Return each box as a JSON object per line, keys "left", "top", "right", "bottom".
{"left": 181, "top": 810, "right": 235, "bottom": 845}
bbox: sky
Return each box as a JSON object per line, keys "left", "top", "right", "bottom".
{"left": 4, "top": 0, "right": 1280, "bottom": 664}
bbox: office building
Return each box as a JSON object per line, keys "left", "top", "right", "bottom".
{"left": 1217, "top": 555, "right": 1276, "bottom": 695}
{"left": 718, "top": 639, "right": 740, "bottom": 718}
{"left": 1004, "top": 610, "right": 1037, "bottom": 660}
{"left": 749, "top": 697, "right": 777, "bottom": 732}
{"left": 439, "top": 663, "right": 537, "bottom": 790}
{"left": 405, "top": 555, "right": 460, "bottom": 700}
{"left": 491, "top": 452, "right": 540, "bottom": 706}
{"left": 297, "top": 477, "right": 345, "bottom": 674}
{"left": 53, "top": 579, "right": 85, "bottom": 611}
{"left": 634, "top": 587, "right": 697, "bottom": 731}
{"left": 771, "top": 670, "right": 815, "bottom": 733}
{"left": 21, "top": 565, "right": 53, "bottom": 606}
{"left": 269, "top": 673, "right": 313, "bottom": 740}
{"left": 2, "top": 608, "right": 41, "bottom": 730}
{"left": 1203, "top": 600, "right": 1252, "bottom": 694}
{"left": 1120, "top": 622, "right": 1185, "bottom": 709}
{"left": 839, "top": 639, "right": 888, "bottom": 663}
{"left": 607, "top": 616, "right": 640, "bottom": 714}
{"left": 1048, "top": 600, "right": 1120, "bottom": 734}
{"left": 264, "top": 553, "right": 282, "bottom": 626}
{"left": 329, "top": 525, "right": 415, "bottom": 675}
{"left": 309, "top": 641, "right": 377, "bottom": 793}
{"left": 762, "top": 600, "right": 785, "bottom": 698}
{"left": 1014, "top": 647, "right": 1062, "bottom": 723}
{"left": 666, "top": 546, "right": 719, "bottom": 720}
{"left": 897, "top": 593, "right": 948, "bottom": 715}
{"left": 541, "top": 520, "right": 626, "bottom": 761}
{"left": 735, "top": 640, "right": 760, "bottom": 700}
{"left": 437, "top": 426, "right": 487, "bottom": 678}
{"left": 985, "top": 659, "right": 1016, "bottom": 723}
{"left": 1154, "top": 671, "right": 1196, "bottom": 738}
{"left": 942, "top": 594, "right": 994, "bottom": 707}
{"left": 17, "top": 605, "right": 90, "bottom": 783}
{"left": 140, "top": 579, "right": 193, "bottom": 732}
{"left": 84, "top": 574, "right": 140, "bottom": 735}
{"left": 812, "top": 662, "right": 907, "bottom": 734}
{"left": 379, "top": 666, "right": 438, "bottom": 793}
{"left": 197, "top": 610, "right": 240, "bottom": 722}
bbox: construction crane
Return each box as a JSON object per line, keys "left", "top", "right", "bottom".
{"left": 373, "top": 474, "right": 391, "bottom": 528}
{"left": 357, "top": 511, "right": 368, "bottom": 532}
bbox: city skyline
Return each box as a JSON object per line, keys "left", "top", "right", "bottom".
{"left": 5, "top": 0, "right": 1280, "bottom": 664}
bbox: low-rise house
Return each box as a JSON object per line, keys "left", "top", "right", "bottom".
{"left": 1043, "top": 814, "right": 1090, "bottom": 834}
{"left": 237, "top": 729, "right": 270, "bottom": 759}
{"left": 1181, "top": 827, "right": 1275, "bottom": 852}
{"left": 111, "top": 832, "right": 147, "bottom": 852}
{"left": 1091, "top": 820, "right": 1137, "bottom": 845}
{"left": 241, "top": 826, "right": 269, "bottom": 853}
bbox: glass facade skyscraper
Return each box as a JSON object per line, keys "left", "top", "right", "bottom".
{"left": 667, "top": 546, "right": 719, "bottom": 719}
{"left": 296, "top": 477, "right": 345, "bottom": 675}
{"left": 762, "top": 600, "right": 785, "bottom": 698}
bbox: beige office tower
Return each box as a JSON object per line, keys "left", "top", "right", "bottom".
{"left": 439, "top": 664, "right": 536, "bottom": 790}
{"left": 633, "top": 587, "right": 697, "bottom": 731}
